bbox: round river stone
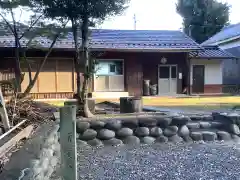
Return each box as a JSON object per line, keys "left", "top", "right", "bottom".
{"left": 77, "top": 139, "right": 88, "bottom": 146}
{"left": 236, "top": 119, "right": 240, "bottom": 126}
{"left": 140, "top": 136, "right": 156, "bottom": 144}
{"left": 80, "top": 129, "right": 97, "bottom": 141}
{"left": 105, "top": 120, "right": 122, "bottom": 131}
{"left": 135, "top": 127, "right": 149, "bottom": 137}
{"left": 76, "top": 121, "right": 90, "bottom": 134}
{"left": 164, "top": 126, "right": 178, "bottom": 137}
{"left": 156, "top": 135, "right": 168, "bottom": 143}
{"left": 138, "top": 117, "right": 157, "bottom": 127}
{"left": 226, "top": 113, "right": 240, "bottom": 124}
{"left": 182, "top": 136, "right": 193, "bottom": 143}
{"left": 117, "top": 128, "right": 133, "bottom": 138}
{"left": 156, "top": 117, "right": 172, "bottom": 128}
{"left": 190, "top": 116, "right": 203, "bottom": 121}
{"left": 217, "top": 131, "right": 232, "bottom": 141}
{"left": 229, "top": 124, "right": 240, "bottom": 135}
{"left": 186, "top": 122, "right": 200, "bottom": 129}
{"left": 232, "top": 135, "right": 240, "bottom": 143}
{"left": 90, "top": 121, "right": 105, "bottom": 130}
{"left": 211, "top": 122, "right": 224, "bottom": 129}
{"left": 168, "top": 135, "right": 183, "bottom": 143}
{"left": 150, "top": 127, "right": 163, "bottom": 137}
{"left": 123, "top": 136, "right": 140, "bottom": 144}
{"left": 97, "top": 129, "right": 115, "bottom": 140}
{"left": 122, "top": 119, "right": 139, "bottom": 128}
{"left": 202, "top": 131, "right": 217, "bottom": 141}
{"left": 171, "top": 116, "right": 190, "bottom": 126}
{"left": 103, "top": 138, "right": 123, "bottom": 146}
{"left": 199, "top": 121, "right": 211, "bottom": 129}
{"left": 87, "top": 138, "right": 103, "bottom": 147}
{"left": 203, "top": 115, "right": 213, "bottom": 121}
{"left": 178, "top": 125, "right": 190, "bottom": 137}
{"left": 190, "top": 132, "right": 203, "bottom": 141}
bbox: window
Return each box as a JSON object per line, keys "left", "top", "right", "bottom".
{"left": 96, "top": 60, "right": 123, "bottom": 76}
{"left": 159, "top": 66, "right": 170, "bottom": 78}
{"left": 109, "top": 64, "right": 116, "bottom": 73}
{"left": 171, "top": 66, "right": 177, "bottom": 78}
{"left": 94, "top": 60, "right": 124, "bottom": 92}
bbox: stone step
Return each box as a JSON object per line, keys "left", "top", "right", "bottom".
{"left": 189, "top": 115, "right": 213, "bottom": 122}
{"left": 190, "top": 128, "right": 220, "bottom": 133}
{"left": 189, "top": 129, "right": 239, "bottom": 141}
{"left": 212, "top": 112, "right": 240, "bottom": 124}
{"left": 186, "top": 121, "right": 228, "bottom": 130}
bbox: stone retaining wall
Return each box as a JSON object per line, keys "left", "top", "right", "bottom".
{"left": 76, "top": 112, "right": 240, "bottom": 146}
{"left": 16, "top": 111, "right": 240, "bottom": 179}
{"left": 19, "top": 124, "right": 60, "bottom": 180}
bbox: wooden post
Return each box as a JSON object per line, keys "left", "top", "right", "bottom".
{"left": 186, "top": 54, "right": 191, "bottom": 95}
{"left": 59, "top": 105, "right": 77, "bottom": 180}
{"left": 0, "top": 87, "right": 10, "bottom": 130}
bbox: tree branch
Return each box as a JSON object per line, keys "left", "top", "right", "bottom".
{"left": 0, "top": 12, "right": 14, "bottom": 34}
{"left": 9, "top": 6, "right": 18, "bottom": 37}
{"left": 18, "top": 8, "right": 23, "bottom": 24}
{"left": 18, "top": 14, "right": 43, "bottom": 40}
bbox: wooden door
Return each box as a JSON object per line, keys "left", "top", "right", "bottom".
{"left": 192, "top": 65, "right": 204, "bottom": 93}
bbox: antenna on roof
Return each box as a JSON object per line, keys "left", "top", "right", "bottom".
{"left": 133, "top": 14, "right": 137, "bottom": 30}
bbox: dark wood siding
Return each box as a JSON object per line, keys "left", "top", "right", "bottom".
{"left": 0, "top": 49, "right": 188, "bottom": 97}
{"left": 98, "top": 51, "right": 188, "bottom": 95}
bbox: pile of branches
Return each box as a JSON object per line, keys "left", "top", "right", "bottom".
{"left": 5, "top": 97, "right": 56, "bottom": 126}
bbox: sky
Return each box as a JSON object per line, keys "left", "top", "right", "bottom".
{"left": 98, "top": 0, "right": 240, "bottom": 30}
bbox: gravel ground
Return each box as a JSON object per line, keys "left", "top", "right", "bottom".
{"left": 77, "top": 142, "right": 240, "bottom": 180}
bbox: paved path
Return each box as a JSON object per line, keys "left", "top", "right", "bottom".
{"left": 77, "top": 142, "right": 240, "bottom": 180}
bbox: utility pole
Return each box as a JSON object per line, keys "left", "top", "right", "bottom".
{"left": 133, "top": 14, "right": 137, "bottom": 30}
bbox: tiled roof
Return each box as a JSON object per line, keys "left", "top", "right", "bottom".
{"left": 0, "top": 29, "right": 202, "bottom": 51}
{"left": 189, "top": 46, "right": 237, "bottom": 59}
{"left": 225, "top": 46, "right": 240, "bottom": 58}
{"left": 202, "top": 23, "right": 240, "bottom": 45}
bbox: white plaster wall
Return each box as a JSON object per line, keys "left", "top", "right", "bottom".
{"left": 190, "top": 59, "right": 223, "bottom": 85}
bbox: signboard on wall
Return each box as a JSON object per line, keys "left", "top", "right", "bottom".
{"left": 59, "top": 105, "right": 77, "bottom": 180}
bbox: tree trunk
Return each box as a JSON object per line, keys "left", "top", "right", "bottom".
{"left": 80, "top": 14, "right": 94, "bottom": 118}
{"left": 71, "top": 19, "right": 81, "bottom": 99}
{"left": 13, "top": 38, "right": 22, "bottom": 93}
{"left": 22, "top": 49, "right": 32, "bottom": 82}
{"left": 10, "top": 9, "right": 21, "bottom": 93}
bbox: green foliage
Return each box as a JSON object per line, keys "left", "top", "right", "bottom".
{"left": 176, "top": 0, "right": 230, "bottom": 43}
{"left": 34, "top": 0, "right": 129, "bottom": 26}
